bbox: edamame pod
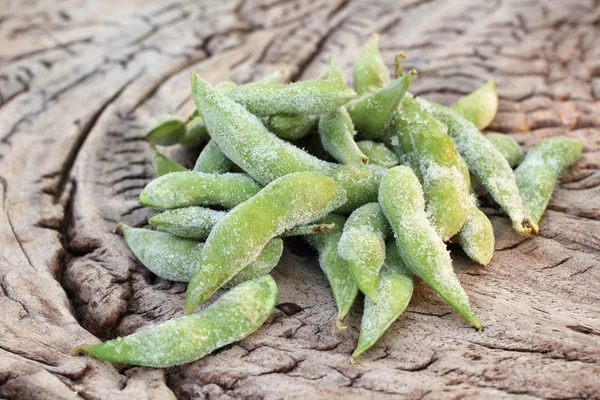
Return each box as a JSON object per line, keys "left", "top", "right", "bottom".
{"left": 347, "top": 71, "right": 415, "bottom": 140}
{"left": 149, "top": 206, "right": 226, "bottom": 239}
{"left": 150, "top": 145, "right": 187, "bottom": 176}
{"left": 356, "top": 141, "right": 399, "bottom": 168}
{"left": 515, "top": 136, "right": 582, "bottom": 226}
{"left": 425, "top": 102, "right": 534, "bottom": 236}
{"left": 319, "top": 107, "right": 368, "bottom": 165}
{"left": 193, "top": 140, "right": 234, "bottom": 174}
{"left": 451, "top": 80, "right": 498, "bottom": 130}
{"left": 267, "top": 114, "right": 317, "bottom": 140}
{"left": 485, "top": 133, "right": 523, "bottom": 168}
{"left": 305, "top": 214, "right": 358, "bottom": 330}
{"left": 351, "top": 240, "right": 413, "bottom": 360}
{"left": 147, "top": 115, "right": 186, "bottom": 146}
{"left": 224, "top": 239, "right": 283, "bottom": 288}
{"left": 353, "top": 34, "right": 390, "bottom": 95}
{"left": 379, "top": 166, "right": 481, "bottom": 330}
{"left": 139, "top": 172, "right": 261, "bottom": 210}
{"left": 338, "top": 203, "right": 391, "bottom": 302}
{"left": 185, "top": 172, "right": 347, "bottom": 312}
{"left": 329, "top": 164, "right": 386, "bottom": 213}
{"left": 73, "top": 275, "right": 277, "bottom": 367}
{"left": 457, "top": 199, "right": 495, "bottom": 265}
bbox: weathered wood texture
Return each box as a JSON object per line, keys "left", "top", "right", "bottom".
{"left": 0, "top": 0, "right": 599, "bottom": 398}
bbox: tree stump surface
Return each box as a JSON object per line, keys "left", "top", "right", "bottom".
{"left": 1, "top": 0, "right": 599, "bottom": 398}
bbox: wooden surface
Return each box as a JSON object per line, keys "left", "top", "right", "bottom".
{"left": 1, "top": 0, "right": 599, "bottom": 398}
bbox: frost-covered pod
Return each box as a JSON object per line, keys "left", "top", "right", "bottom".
{"left": 457, "top": 199, "right": 495, "bottom": 265}
{"left": 353, "top": 33, "right": 390, "bottom": 95}
{"left": 451, "top": 80, "right": 498, "bottom": 130}
{"left": 73, "top": 275, "right": 277, "bottom": 367}
{"left": 149, "top": 207, "right": 227, "bottom": 239}
{"left": 319, "top": 107, "right": 368, "bottom": 165}
{"left": 305, "top": 214, "right": 358, "bottom": 330}
{"left": 351, "top": 240, "right": 413, "bottom": 360}
{"left": 356, "top": 141, "right": 399, "bottom": 168}
{"left": 338, "top": 203, "right": 391, "bottom": 302}
{"left": 485, "top": 133, "right": 523, "bottom": 168}
{"left": 267, "top": 114, "right": 317, "bottom": 140}
{"left": 194, "top": 140, "right": 234, "bottom": 174}
{"left": 121, "top": 224, "right": 283, "bottom": 285}
{"left": 379, "top": 166, "right": 481, "bottom": 330}
{"left": 392, "top": 94, "right": 470, "bottom": 241}
{"left": 516, "top": 136, "right": 582, "bottom": 226}
{"left": 150, "top": 145, "right": 187, "bottom": 177}
{"left": 329, "top": 164, "right": 387, "bottom": 214}
{"left": 425, "top": 102, "right": 534, "bottom": 237}
{"left": 185, "top": 172, "right": 347, "bottom": 313}
{"left": 147, "top": 115, "right": 186, "bottom": 146}
{"left": 140, "top": 171, "right": 261, "bottom": 210}
{"left": 347, "top": 71, "right": 414, "bottom": 140}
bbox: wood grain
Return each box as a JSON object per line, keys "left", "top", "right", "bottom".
{"left": 0, "top": 0, "right": 598, "bottom": 398}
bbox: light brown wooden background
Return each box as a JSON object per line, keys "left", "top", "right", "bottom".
{"left": 0, "top": 0, "right": 599, "bottom": 398}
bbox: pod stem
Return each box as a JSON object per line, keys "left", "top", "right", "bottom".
{"left": 513, "top": 220, "right": 532, "bottom": 237}
{"left": 525, "top": 217, "right": 539, "bottom": 235}
{"left": 113, "top": 222, "right": 125, "bottom": 235}
{"left": 335, "top": 316, "right": 346, "bottom": 332}
{"left": 72, "top": 344, "right": 92, "bottom": 356}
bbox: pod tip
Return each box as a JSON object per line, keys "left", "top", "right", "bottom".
{"left": 114, "top": 222, "right": 125, "bottom": 235}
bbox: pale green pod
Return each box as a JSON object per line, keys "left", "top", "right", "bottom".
{"left": 147, "top": 115, "right": 186, "bottom": 146}
{"left": 351, "top": 240, "right": 413, "bottom": 360}
{"left": 338, "top": 203, "right": 391, "bottom": 303}
{"left": 353, "top": 34, "right": 390, "bottom": 95}
{"left": 425, "top": 101, "right": 533, "bottom": 236}
{"left": 139, "top": 172, "right": 261, "bottom": 210}
{"left": 149, "top": 206, "right": 226, "bottom": 239}
{"left": 451, "top": 80, "right": 498, "bottom": 130}
{"left": 150, "top": 145, "right": 187, "bottom": 176}
{"left": 347, "top": 71, "right": 414, "bottom": 140}
{"left": 379, "top": 166, "right": 481, "bottom": 330}
{"left": 516, "top": 136, "right": 582, "bottom": 226}
{"left": 329, "top": 164, "right": 387, "bottom": 214}
{"left": 267, "top": 114, "right": 317, "bottom": 140}
{"left": 194, "top": 140, "right": 234, "bottom": 174}
{"left": 305, "top": 214, "right": 358, "bottom": 330}
{"left": 319, "top": 107, "right": 368, "bottom": 165}
{"left": 356, "top": 141, "right": 399, "bottom": 168}
{"left": 485, "top": 133, "right": 523, "bottom": 168}
{"left": 457, "top": 198, "right": 495, "bottom": 265}
{"left": 185, "top": 172, "right": 347, "bottom": 312}
{"left": 224, "top": 239, "right": 284, "bottom": 288}
{"left": 73, "top": 275, "right": 277, "bottom": 367}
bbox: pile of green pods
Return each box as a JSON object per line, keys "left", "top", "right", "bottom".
{"left": 73, "top": 35, "right": 582, "bottom": 367}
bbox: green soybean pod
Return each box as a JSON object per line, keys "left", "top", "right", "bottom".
{"left": 73, "top": 275, "right": 277, "bottom": 367}
{"left": 267, "top": 114, "right": 317, "bottom": 140}
{"left": 379, "top": 166, "right": 481, "bottom": 330}
{"left": 347, "top": 71, "right": 415, "bottom": 140}
{"left": 149, "top": 206, "right": 226, "bottom": 239}
{"left": 515, "top": 136, "right": 582, "bottom": 226}
{"left": 224, "top": 239, "right": 283, "bottom": 288}
{"left": 185, "top": 172, "right": 347, "bottom": 313}
{"left": 392, "top": 94, "right": 470, "bottom": 241}
{"left": 305, "top": 214, "right": 358, "bottom": 330}
{"left": 194, "top": 140, "right": 234, "bottom": 174}
{"left": 139, "top": 171, "right": 261, "bottom": 210}
{"left": 150, "top": 145, "right": 187, "bottom": 176}
{"left": 351, "top": 240, "right": 413, "bottom": 361}
{"left": 485, "top": 133, "right": 523, "bottom": 168}
{"left": 451, "top": 80, "right": 498, "bottom": 130}
{"left": 338, "top": 203, "right": 391, "bottom": 303}
{"left": 319, "top": 107, "right": 368, "bottom": 165}
{"left": 353, "top": 33, "right": 390, "bottom": 96}
{"left": 147, "top": 115, "right": 186, "bottom": 146}
{"left": 329, "top": 164, "right": 386, "bottom": 214}
{"left": 356, "top": 141, "right": 399, "bottom": 168}
{"left": 457, "top": 199, "right": 495, "bottom": 265}
{"left": 425, "top": 102, "right": 534, "bottom": 236}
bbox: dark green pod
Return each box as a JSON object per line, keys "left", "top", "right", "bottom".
{"left": 194, "top": 140, "right": 234, "bottom": 174}
{"left": 150, "top": 145, "right": 187, "bottom": 177}
{"left": 147, "top": 115, "right": 186, "bottom": 146}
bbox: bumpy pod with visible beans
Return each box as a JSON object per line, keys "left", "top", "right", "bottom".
{"left": 305, "top": 214, "right": 358, "bottom": 330}
{"left": 73, "top": 275, "right": 277, "bottom": 367}
{"left": 194, "top": 140, "right": 234, "bottom": 174}
{"left": 392, "top": 93, "right": 470, "bottom": 241}
{"left": 457, "top": 198, "right": 495, "bottom": 265}
{"left": 425, "top": 101, "right": 535, "bottom": 236}
{"left": 353, "top": 33, "right": 390, "bottom": 96}
{"left": 150, "top": 145, "right": 187, "bottom": 177}
{"left": 147, "top": 115, "right": 186, "bottom": 146}
{"left": 379, "top": 166, "right": 481, "bottom": 330}
{"left": 185, "top": 172, "right": 347, "bottom": 313}
{"left": 356, "top": 141, "right": 399, "bottom": 168}
{"left": 139, "top": 171, "right": 261, "bottom": 210}
{"left": 351, "top": 240, "right": 413, "bottom": 361}
{"left": 338, "top": 202, "right": 390, "bottom": 302}
{"left": 485, "top": 133, "right": 523, "bottom": 169}
{"left": 451, "top": 80, "right": 498, "bottom": 130}
{"left": 515, "top": 136, "right": 582, "bottom": 226}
